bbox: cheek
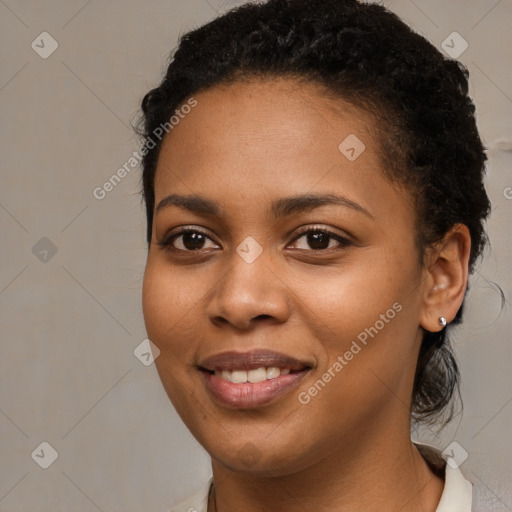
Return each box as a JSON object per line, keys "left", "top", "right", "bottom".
{"left": 142, "top": 258, "right": 202, "bottom": 358}
{"left": 290, "top": 251, "right": 421, "bottom": 386}
{"left": 142, "top": 259, "right": 207, "bottom": 416}
{"left": 292, "top": 254, "right": 413, "bottom": 339}
{"left": 292, "top": 285, "right": 416, "bottom": 439}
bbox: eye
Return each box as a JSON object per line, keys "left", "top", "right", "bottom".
{"left": 157, "top": 228, "right": 220, "bottom": 253}
{"left": 288, "top": 226, "right": 352, "bottom": 251}
{"left": 157, "top": 225, "right": 352, "bottom": 254}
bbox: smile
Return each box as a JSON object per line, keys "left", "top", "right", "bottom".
{"left": 198, "top": 350, "right": 312, "bottom": 408}
{"left": 214, "top": 367, "right": 290, "bottom": 383}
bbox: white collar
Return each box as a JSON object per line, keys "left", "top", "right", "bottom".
{"left": 415, "top": 442, "right": 473, "bottom": 511}
{"left": 436, "top": 464, "right": 473, "bottom": 511}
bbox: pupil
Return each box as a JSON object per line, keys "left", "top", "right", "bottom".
{"left": 183, "top": 232, "right": 205, "bottom": 250}
{"left": 308, "top": 232, "right": 329, "bottom": 250}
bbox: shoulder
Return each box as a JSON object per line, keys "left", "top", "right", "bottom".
{"left": 168, "top": 477, "right": 213, "bottom": 512}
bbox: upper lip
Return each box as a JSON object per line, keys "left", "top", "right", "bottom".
{"left": 198, "top": 349, "right": 312, "bottom": 372}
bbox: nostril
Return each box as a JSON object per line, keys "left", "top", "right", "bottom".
{"left": 255, "top": 314, "right": 272, "bottom": 321}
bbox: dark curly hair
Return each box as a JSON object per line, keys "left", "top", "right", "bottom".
{"left": 136, "top": 0, "right": 491, "bottom": 427}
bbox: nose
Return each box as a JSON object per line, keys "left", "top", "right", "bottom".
{"left": 206, "top": 250, "right": 291, "bottom": 331}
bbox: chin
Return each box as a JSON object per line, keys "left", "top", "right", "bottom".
{"left": 206, "top": 434, "right": 319, "bottom": 477}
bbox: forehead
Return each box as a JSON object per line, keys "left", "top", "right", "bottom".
{"left": 156, "top": 78, "right": 377, "bottom": 183}
{"left": 153, "top": 78, "right": 412, "bottom": 225}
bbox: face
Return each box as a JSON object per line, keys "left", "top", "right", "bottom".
{"left": 142, "top": 78, "right": 429, "bottom": 476}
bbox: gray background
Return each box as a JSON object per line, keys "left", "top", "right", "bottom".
{"left": 0, "top": 0, "right": 511, "bottom": 510}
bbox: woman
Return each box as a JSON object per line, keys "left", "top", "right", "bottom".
{"left": 138, "top": 0, "right": 491, "bottom": 510}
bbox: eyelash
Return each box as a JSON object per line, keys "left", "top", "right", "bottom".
{"left": 156, "top": 225, "right": 353, "bottom": 254}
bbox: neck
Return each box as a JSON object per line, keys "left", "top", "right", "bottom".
{"left": 209, "top": 426, "right": 444, "bottom": 512}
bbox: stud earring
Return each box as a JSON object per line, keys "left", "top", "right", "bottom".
{"left": 438, "top": 316, "right": 447, "bottom": 328}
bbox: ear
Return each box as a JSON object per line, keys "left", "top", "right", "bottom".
{"left": 419, "top": 224, "right": 471, "bottom": 332}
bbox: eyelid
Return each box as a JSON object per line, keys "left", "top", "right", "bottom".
{"left": 288, "top": 224, "right": 353, "bottom": 249}
{"left": 158, "top": 226, "right": 220, "bottom": 248}
{"left": 291, "top": 224, "right": 351, "bottom": 240}
{"left": 157, "top": 223, "right": 353, "bottom": 253}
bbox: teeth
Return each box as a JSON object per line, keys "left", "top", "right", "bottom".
{"left": 214, "top": 366, "right": 293, "bottom": 383}
{"left": 248, "top": 368, "right": 267, "bottom": 383}
{"left": 231, "top": 370, "right": 247, "bottom": 383}
{"left": 221, "top": 371, "right": 232, "bottom": 382}
{"left": 266, "top": 367, "right": 280, "bottom": 379}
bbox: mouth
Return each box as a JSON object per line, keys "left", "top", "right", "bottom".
{"left": 198, "top": 350, "right": 313, "bottom": 409}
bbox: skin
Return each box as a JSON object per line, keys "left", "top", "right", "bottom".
{"left": 142, "top": 78, "right": 471, "bottom": 512}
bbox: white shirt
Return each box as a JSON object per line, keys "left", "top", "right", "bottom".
{"left": 169, "top": 444, "right": 476, "bottom": 512}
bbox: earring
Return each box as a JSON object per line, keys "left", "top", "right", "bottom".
{"left": 438, "top": 316, "right": 447, "bottom": 328}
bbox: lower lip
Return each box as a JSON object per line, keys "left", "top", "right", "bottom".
{"left": 201, "top": 369, "right": 310, "bottom": 409}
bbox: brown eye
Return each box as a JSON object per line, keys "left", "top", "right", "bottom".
{"left": 158, "top": 229, "right": 219, "bottom": 252}
{"left": 177, "top": 231, "right": 208, "bottom": 250}
{"left": 289, "top": 228, "right": 352, "bottom": 251}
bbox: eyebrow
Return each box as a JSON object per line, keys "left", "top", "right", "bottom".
{"left": 155, "top": 193, "right": 373, "bottom": 219}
